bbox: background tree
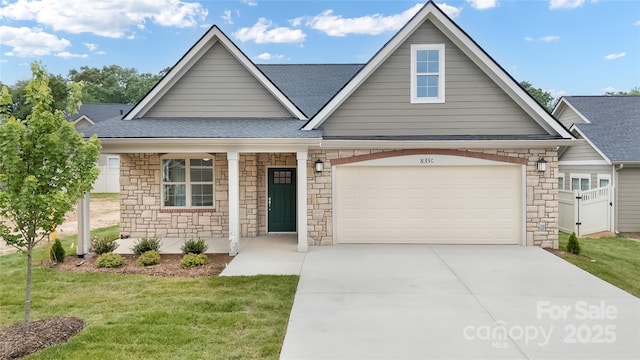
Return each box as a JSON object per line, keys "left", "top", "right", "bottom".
{"left": 3, "top": 74, "right": 70, "bottom": 121}
{"left": 605, "top": 87, "right": 640, "bottom": 96}
{"left": 0, "top": 63, "right": 100, "bottom": 332}
{"left": 520, "top": 81, "right": 554, "bottom": 112}
{"left": 68, "top": 65, "right": 165, "bottom": 104}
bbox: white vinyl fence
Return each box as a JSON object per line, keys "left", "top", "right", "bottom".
{"left": 91, "top": 165, "right": 120, "bottom": 193}
{"left": 559, "top": 186, "right": 613, "bottom": 236}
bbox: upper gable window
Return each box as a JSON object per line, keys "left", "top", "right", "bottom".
{"left": 411, "top": 44, "right": 445, "bottom": 104}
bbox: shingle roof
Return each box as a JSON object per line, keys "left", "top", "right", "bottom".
{"left": 257, "top": 64, "right": 363, "bottom": 118}
{"left": 68, "top": 103, "right": 134, "bottom": 123}
{"left": 80, "top": 117, "right": 321, "bottom": 139}
{"left": 563, "top": 96, "right": 640, "bottom": 162}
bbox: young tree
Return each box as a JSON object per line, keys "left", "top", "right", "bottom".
{"left": 0, "top": 63, "right": 100, "bottom": 332}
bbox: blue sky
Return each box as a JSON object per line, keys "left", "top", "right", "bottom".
{"left": 0, "top": 0, "right": 638, "bottom": 98}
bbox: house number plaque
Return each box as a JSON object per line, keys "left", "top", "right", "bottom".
{"left": 419, "top": 157, "right": 435, "bottom": 164}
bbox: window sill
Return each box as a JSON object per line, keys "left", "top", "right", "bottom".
{"left": 160, "top": 208, "right": 216, "bottom": 213}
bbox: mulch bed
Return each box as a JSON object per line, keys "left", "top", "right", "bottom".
{"left": 0, "top": 253, "right": 236, "bottom": 358}
{"left": 0, "top": 317, "right": 84, "bottom": 360}
{"left": 54, "top": 253, "right": 235, "bottom": 278}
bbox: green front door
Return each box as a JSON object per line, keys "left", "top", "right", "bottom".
{"left": 268, "top": 168, "right": 296, "bottom": 232}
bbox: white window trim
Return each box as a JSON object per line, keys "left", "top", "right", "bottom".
{"left": 558, "top": 173, "right": 565, "bottom": 191}
{"left": 161, "top": 154, "right": 215, "bottom": 209}
{"left": 597, "top": 174, "right": 611, "bottom": 188}
{"left": 570, "top": 173, "right": 590, "bottom": 191}
{"left": 107, "top": 156, "right": 120, "bottom": 169}
{"left": 410, "top": 44, "right": 445, "bottom": 104}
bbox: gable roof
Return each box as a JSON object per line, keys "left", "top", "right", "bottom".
{"left": 124, "top": 26, "right": 306, "bottom": 120}
{"left": 557, "top": 96, "right": 640, "bottom": 163}
{"left": 301, "top": 1, "right": 572, "bottom": 139}
{"left": 67, "top": 103, "right": 133, "bottom": 123}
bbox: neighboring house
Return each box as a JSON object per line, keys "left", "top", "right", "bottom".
{"left": 553, "top": 96, "right": 640, "bottom": 234}
{"left": 79, "top": 1, "right": 573, "bottom": 254}
{"left": 69, "top": 103, "right": 133, "bottom": 193}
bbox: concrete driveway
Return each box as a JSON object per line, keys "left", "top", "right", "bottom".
{"left": 280, "top": 245, "right": 640, "bottom": 359}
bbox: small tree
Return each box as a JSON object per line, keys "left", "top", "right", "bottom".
{"left": 0, "top": 63, "right": 100, "bottom": 332}
{"left": 566, "top": 232, "right": 581, "bottom": 255}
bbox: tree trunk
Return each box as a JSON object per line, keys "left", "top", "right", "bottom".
{"left": 23, "top": 241, "right": 32, "bottom": 333}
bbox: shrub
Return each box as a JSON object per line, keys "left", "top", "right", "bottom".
{"left": 96, "top": 253, "right": 125, "bottom": 268}
{"left": 91, "top": 237, "right": 119, "bottom": 255}
{"left": 131, "top": 237, "right": 161, "bottom": 256}
{"left": 181, "top": 238, "right": 208, "bottom": 255}
{"left": 49, "top": 238, "right": 65, "bottom": 263}
{"left": 181, "top": 253, "right": 208, "bottom": 268}
{"left": 137, "top": 250, "right": 160, "bottom": 266}
{"left": 566, "top": 232, "right": 581, "bottom": 255}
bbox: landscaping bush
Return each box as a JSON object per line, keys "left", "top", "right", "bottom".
{"left": 567, "top": 232, "right": 581, "bottom": 255}
{"left": 131, "top": 237, "right": 161, "bottom": 256}
{"left": 49, "top": 238, "right": 65, "bottom": 263}
{"left": 137, "top": 250, "right": 160, "bottom": 266}
{"left": 181, "top": 238, "right": 208, "bottom": 254}
{"left": 96, "top": 253, "right": 125, "bottom": 268}
{"left": 181, "top": 253, "right": 208, "bottom": 268}
{"left": 91, "top": 237, "right": 119, "bottom": 255}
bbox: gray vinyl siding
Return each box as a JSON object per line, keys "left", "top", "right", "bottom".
{"left": 557, "top": 165, "right": 612, "bottom": 190}
{"left": 618, "top": 167, "right": 640, "bottom": 232}
{"left": 145, "top": 42, "right": 291, "bottom": 118}
{"left": 321, "top": 21, "right": 547, "bottom": 137}
{"left": 559, "top": 135, "right": 606, "bottom": 162}
{"left": 555, "top": 106, "right": 585, "bottom": 128}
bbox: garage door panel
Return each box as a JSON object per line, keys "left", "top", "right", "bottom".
{"left": 336, "top": 165, "right": 521, "bottom": 244}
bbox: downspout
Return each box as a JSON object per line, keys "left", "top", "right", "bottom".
{"left": 613, "top": 164, "right": 624, "bottom": 234}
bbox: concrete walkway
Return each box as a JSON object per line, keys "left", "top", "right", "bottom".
{"left": 280, "top": 245, "right": 640, "bottom": 359}
{"left": 221, "top": 235, "right": 305, "bottom": 276}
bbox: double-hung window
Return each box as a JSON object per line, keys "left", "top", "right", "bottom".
{"left": 558, "top": 173, "right": 565, "bottom": 190}
{"left": 597, "top": 174, "right": 611, "bottom": 188}
{"left": 411, "top": 44, "right": 445, "bottom": 103}
{"left": 570, "top": 174, "right": 590, "bottom": 191}
{"left": 162, "top": 157, "right": 214, "bottom": 208}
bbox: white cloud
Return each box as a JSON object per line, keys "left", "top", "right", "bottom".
{"left": 56, "top": 51, "right": 88, "bottom": 59}
{"left": 0, "top": 0, "right": 208, "bottom": 38}
{"left": 547, "top": 89, "right": 567, "bottom": 99}
{"left": 525, "top": 35, "right": 559, "bottom": 42}
{"left": 0, "top": 59, "right": 8, "bottom": 63}
{"left": 634, "top": 20, "right": 640, "bottom": 26}
{"left": 465, "top": 0, "right": 498, "bottom": 10}
{"left": 222, "top": 9, "right": 232, "bottom": 24}
{"left": 604, "top": 52, "right": 625, "bottom": 60}
{"left": 234, "top": 18, "right": 305, "bottom": 43}
{"left": 96, "top": 50, "right": 106, "bottom": 55}
{"left": 436, "top": 3, "right": 462, "bottom": 18}
{"left": 255, "top": 52, "right": 285, "bottom": 61}
{"left": 549, "top": 0, "right": 585, "bottom": 10}
{"left": 83, "top": 42, "right": 97, "bottom": 51}
{"left": 242, "top": 0, "right": 257, "bottom": 6}
{"left": 601, "top": 85, "right": 617, "bottom": 93}
{"left": 303, "top": 3, "right": 424, "bottom": 37}
{"left": 0, "top": 26, "right": 70, "bottom": 57}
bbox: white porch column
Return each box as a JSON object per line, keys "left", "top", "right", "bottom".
{"left": 296, "top": 151, "right": 309, "bottom": 252}
{"left": 76, "top": 192, "right": 90, "bottom": 257}
{"left": 227, "top": 151, "right": 240, "bottom": 256}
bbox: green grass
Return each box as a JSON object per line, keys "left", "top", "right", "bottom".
{"left": 0, "top": 228, "right": 299, "bottom": 359}
{"left": 558, "top": 232, "right": 640, "bottom": 298}
{"left": 89, "top": 193, "right": 119, "bottom": 201}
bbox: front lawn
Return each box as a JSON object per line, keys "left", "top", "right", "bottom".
{"left": 0, "top": 228, "right": 299, "bottom": 359}
{"left": 557, "top": 232, "right": 640, "bottom": 298}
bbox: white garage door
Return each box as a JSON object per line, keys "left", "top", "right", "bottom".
{"left": 335, "top": 165, "right": 522, "bottom": 244}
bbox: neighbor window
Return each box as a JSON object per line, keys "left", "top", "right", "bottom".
{"left": 162, "top": 157, "right": 214, "bottom": 207}
{"left": 411, "top": 44, "right": 445, "bottom": 103}
{"left": 570, "top": 174, "right": 590, "bottom": 191}
{"left": 107, "top": 156, "right": 120, "bottom": 169}
{"left": 597, "top": 174, "right": 611, "bottom": 188}
{"left": 558, "top": 173, "right": 565, "bottom": 190}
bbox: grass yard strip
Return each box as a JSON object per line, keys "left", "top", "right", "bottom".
{"left": 1, "top": 227, "right": 299, "bottom": 359}
{"left": 89, "top": 193, "right": 120, "bottom": 201}
{"left": 558, "top": 232, "right": 640, "bottom": 298}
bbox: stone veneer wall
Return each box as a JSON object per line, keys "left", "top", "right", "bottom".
{"left": 307, "top": 148, "right": 559, "bottom": 248}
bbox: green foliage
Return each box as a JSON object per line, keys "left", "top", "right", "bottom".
{"left": 131, "top": 237, "right": 161, "bottom": 256}
{"left": 68, "top": 65, "right": 164, "bottom": 104}
{"left": 181, "top": 253, "right": 208, "bottom": 268}
{"left": 49, "top": 238, "right": 65, "bottom": 263}
{"left": 181, "top": 237, "right": 208, "bottom": 254}
{"left": 137, "top": 250, "right": 160, "bottom": 266}
{"left": 566, "top": 232, "right": 581, "bottom": 255}
{"left": 605, "top": 87, "right": 640, "bottom": 96}
{"left": 3, "top": 74, "right": 71, "bottom": 121}
{"left": 90, "top": 237, "right": 119, "bottom": 255}
{"left": 520, "top": 80, "right": 554, "bottom": 111}
{"left": 96, "top": 252, "right": 125, "bottom": 268}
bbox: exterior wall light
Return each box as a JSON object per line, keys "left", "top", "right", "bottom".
{"left": 314, "top": 159, "right": 324, "bottom": 173}
{"left": 537, "top": 158, "right": 548, "bottom": 172}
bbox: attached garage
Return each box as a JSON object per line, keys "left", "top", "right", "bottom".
{"left": 334, "top": 156, "right": 523, "bottom": 244}
{"left": 617, "top": 167, "right": 640, "bottom": 233}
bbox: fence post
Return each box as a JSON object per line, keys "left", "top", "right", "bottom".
{"left": 574, "top": 190, "right": 582, "bottom": 237}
